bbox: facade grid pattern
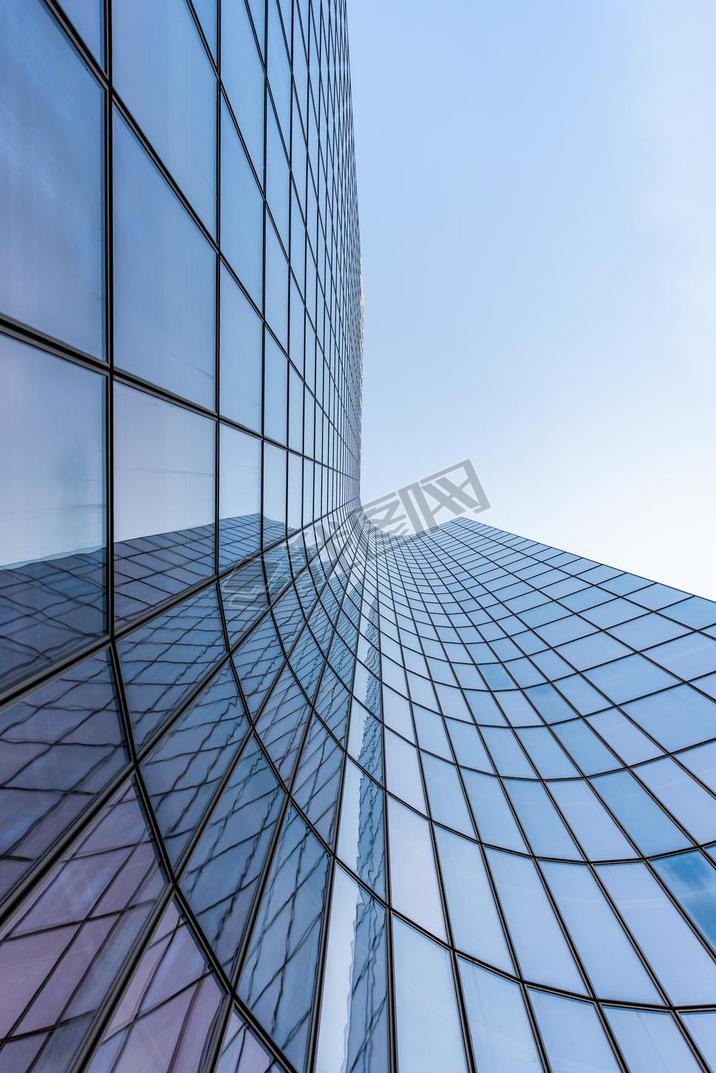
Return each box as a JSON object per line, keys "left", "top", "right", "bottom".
{"left": 3, "top": 2, "right": 716, "bottom": 1072}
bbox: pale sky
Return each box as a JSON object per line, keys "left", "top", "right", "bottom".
{"left": 350, "top": 0, "right": 716, "bottom": 600}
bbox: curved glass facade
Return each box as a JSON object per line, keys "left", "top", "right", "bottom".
{"left": 2, "top": 2, "right": 716, "bottom": 1071}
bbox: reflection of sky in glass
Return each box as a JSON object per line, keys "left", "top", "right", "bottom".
{"left": 0, "top": 334, "right": 104, "bottom": 567}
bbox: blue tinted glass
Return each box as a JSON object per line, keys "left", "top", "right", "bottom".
{"left": 59, "top": 0, "right": 103, "bottom": 62}
{"left": 113, "top": 112, "right": 215, "bottom": 407}
{"left": 239, "top": 808, "right": 329, "bottom": 1072}
{"left": 117, "top": 585, "right": 225, "bottom": 745}
{"left": 505, "top": 779, "right": 580, "bottom": 858}
{"left": 337, "top": 758, "right": 386, "bottom": 897}
{"left": 315, "top": 867, "right": 390, "bottom": 1073}
{"left": 267, "top": 104, "right": 289, "bottom": 246}
{"left": 462, "top": 771, "right": 527, "bottom": 851}
{"left": 543, "top": 861, "right": 659, "bottom": 1002}
{"left": 606, "top": 1007, "right": 701, "bottom": 1073}
{"left": 459, "top": 960, "right": 541, "bottom": 1072}
{"left": 141, "top": 663, "right": 249, "bottom": 863}
{"left": 638, "top": 757, "right": 716, "bottom": 843}
{"left": 392, "top": 919, "right": 468, "bottom": 1073}
{"left": 435, "top": 827, "right": 513, "bottom": 971}
{"left": 221, "top": 0, "right": 265, "bottom": 170}
{"left": 0, "top": 648, "right": 124, "bottom": 898}
{"left": 113, "top": 0, "right": 216, "bottom": 228}
{"left": 266, "top": 220, "right": 289, "bottom": 349}
{"left": 593, "top": 770, "right": 690, "bottom": 855}
{"left": 624, "top": 685, "right": 716, "bottom": 751}
{"left": 263, "top": 443, "right": 287, "bottom": 540}
{"left": 529, "top": 991, "right": 619, "bottom": 1072}
{"left": 220, "top": 265, "right": 262, "bottom": 431}
{"left": 388, "top": 798, "right": 445, "bottom": 938}
{"left": 487, "top": 848, "right": 585, "bottom": 993}
{"left": 293, "top": 717, "right": 343, "bottom": 840}
{"left": 191, "top": 0, "right": 217, "bottom": 56}
{"left": 222, "top": 103, "right": 263, "bottom": 304}
{"left": 598, "top": 861, "right": 716, "bottom": 1004}
{"left": 422, "top": 753, "right": 474, "bottom": 834}
{"left": 180, "top": 737, "right": 283, "bottom": 973}
{"left": 114, "top": 384, "right": 215, "bottom": 619}
{"left": 653, "top": 850, "right": 716, "bottom": 949}
{"left": 549, "top": 779, "right": 636, "bottom": 859}
{"left": 0, "top": 0, "right": 104, "bottom": 354}
{"left": 220, "top": 424, "right": 261, "bottom": 568}
{"left": 264, "top": 334, "right": 288, "bottom": 443}
{"left": 0, "top": 337, "right": 105, "bottom": 692}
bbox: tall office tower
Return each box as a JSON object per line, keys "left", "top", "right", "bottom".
{"left": 2, "top": 2, "right": 716, "bottom": 1072}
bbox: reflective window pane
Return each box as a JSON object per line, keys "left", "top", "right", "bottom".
{"left": 0, "top": 337, "right": 105, "bottom": 691}
{"left": 220, "top": 424, "right": 261, "bottom": 568}
{"left": 113, "top": 112, "right": 215, "bottom": 407}
{"left": 392, "top": 919, "right": 468, "bottom": 1073}
{"left": 114, "top": 383, "right": 215, "bottom": 619}
{"left": 0, "top": 0, "right": 104, "bottom": 355}
{"left": 113, "top": 0, "right": 216, "bottom": 228}
{"left": 220, "top": 264, "right": 262, "bottom": 431}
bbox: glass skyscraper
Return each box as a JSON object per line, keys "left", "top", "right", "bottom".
{"left": 2, "top": 2, "right": 716, "bottom": 1071}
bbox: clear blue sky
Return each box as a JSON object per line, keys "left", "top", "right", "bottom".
{"left": 349, "top": 0, "right": 716, "bottom": 599}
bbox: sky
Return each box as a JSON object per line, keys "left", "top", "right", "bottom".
{"left": 349, "top": 0, "right": 716, "bottom": 600}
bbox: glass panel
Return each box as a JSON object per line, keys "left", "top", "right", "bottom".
{"left": 593, "top": 770, "right": 690, "bottom": 855}
{"left": 216, "top": 1009, "right": 282, "bottom": 1073}
{"left": 141, "top": 663, "right": 249, "bottom": 863}
{"left": 549, "top": 779, "right": 636, "bottom": 860}
{"left": 681, "top": 1012, "right": 716, "bottom": 1070}
{"left": 605, "top": 1007, "right": 701, "bottom": 1073}
{"left": 222, "top": 102, "right": 263, "bottom": 304}
{"left": 0, "top": 648, "right": 124, "bottom": 899}
{"left": 239, "top": 808, "right": 330, "bottom": 1073}
{"left": 117, "top": 585, "right": 225, "bottom": 746}
{"left": 487, "top": 848, "right": 585, "bottom": 993}
{"left": 435, "top": 827, "right": 512, "bottom": 971}
{"left": 314, "top": 867, "right": 389, "bottom": 1073}
{"left": 505, "top": 779, "right": 580, "bottom": 858}
{"left": 385, "top": 731, "right": 426, "bottom": 812}
{"left": 392, "top": 918, "right": 468, "bottom": 1073}
{"left": 264, "top": 334, "right": 288, "bottom": 443}
{"left": 180, "top": 736, "right": 283, "bottom": 974}
{"left": 220, "top": 264, "right": 262, "bottom": 431}
{"left": 422, "top": 753, "right": 474, "bottom": 834}
{"left": 113, "top": 111, "right": 215, "bottom": 408}
{"left": 263, "top": 442, "right": 287, "bottom": 542}
{"left": 60, "top": 0, "right": 103, "bottom": 62}
{"left": 598, "top": 861, "right": 716, "bottom": 1004}
{"left": 266, "top": 220, "right": 289, "bottom": 349}
{"left": 113, "top": 383, "right": 215, "bottom": 620}
{"left": 84, "top": 898, "right": 223, "bottom": 1073}
{"left": 462, "top": 771, "right": 527, "bottom": 852}
{"left": 623, "top": 685, "right": 716, "bottom": 751}
{"left": 337, "top": 758, "right": 386, "bottom": 897}
{"left": 0, "top": 337, "right": 105, "bottom": 692}
{"left": 542, "top": 861, "right": 659, "bottom": 1002}
{"left": 0, "top": 0, "right": 104, "bottom": 354}
{"left": 221, "top": 0, "right": 265, "bottom": 171}
{"left": 113, "top": 0, "right": 215, "bottom": 228}
{"left": 638, "top": 757, "right": 716, "bottom": 844}
{"left": 459, "top": 960, "right": 542, "bottom": 1073}
{"left": 0, "top": 781, "right": 164, "bottom": 1073}
{"left": 387, "top": 798, "right": 446, "bottom": 939}
{"left": 529, "top": 991, "right": 619, "bottom": 1073}
{"left": 292, "top": 716, "right": 343, "bottom": 841}
{"left": 220, "top": 424, "right": 261, "bottom": 568}
{"left": 652, "top": 850, "right": 716, "bottom": 949}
